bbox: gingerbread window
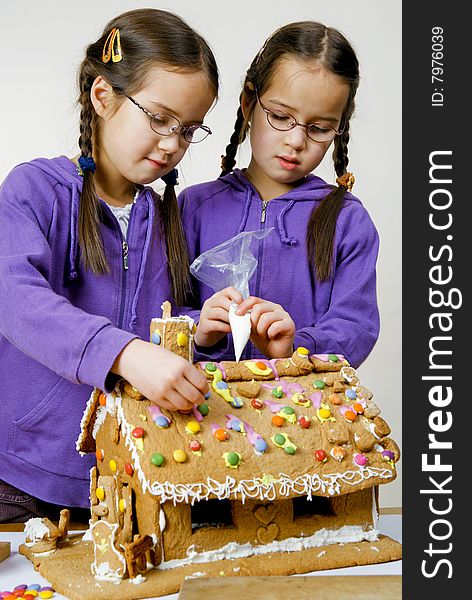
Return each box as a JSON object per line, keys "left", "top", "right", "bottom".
{"left": 292, "top": 496, "right": 333, "bottom": 519}
{"left": 190, "top": 499, "right": 234, "bottom": 532}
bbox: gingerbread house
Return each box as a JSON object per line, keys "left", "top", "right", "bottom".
{"left": 20, "top": 303, "right": 401, "bottom": 599}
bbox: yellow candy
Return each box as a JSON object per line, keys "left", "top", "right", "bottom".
{"left": 109, "top": 459, "right": 117, "bottom": 472}
{"left": 96, "top": 487, "right": 105, "bottom": 501}
{"left": 40, "top": 591, "right": 54, "bottom": 599}
{"left": 173, "top": 449, "right": 187, "bottom": 463}
{"left": 297, "top": 346, "right": 310, "bottom": 356}
{"left": 186, "top": 421, "right": 201, "bottom": 434}
{"left": 318, "top": 407, "right": 332, "bottom": 419}
{"left": 177, "top": 332, "right": 188, "bottom": 347}
{"left": 26, "top": 592, "right": 38, "bottom": 598}
{"left": 119, "top": 498, "right": 126, "bottom": 513}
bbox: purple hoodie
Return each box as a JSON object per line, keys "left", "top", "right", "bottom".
{"left": 179, "top": 169, "right": 380, "bottom": 368}
{"left": 0, "top": 156, "right": 173, "bottom": 508}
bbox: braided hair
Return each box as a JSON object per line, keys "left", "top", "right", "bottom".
{"left": 76, "top": 8, "right": 219, "bottom": 305}
{"left": 220, "top": 22, "right": 359, "bottom": 281}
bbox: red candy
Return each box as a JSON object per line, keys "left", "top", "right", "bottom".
{"left": 124, "top": 462, "right": 134, "bottom": 476}
{"left": 251, "top": 398, "right": 264, "bottom": 410}
{"left": 298, "top": 416, "right": 310, "bottom": 429}
{"left": 314, "top": 449, "right": 327, "bottom": 462}
{"left": 131, "top": 427, "right": 145, "bottom": 438}
{"left": 189, "top": 440, "right": 202, "bottom": 452}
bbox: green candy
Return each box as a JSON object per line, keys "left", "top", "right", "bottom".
{"left": 284, "top": 446, "right": 296, "bottom": 455}
{"left": 313, "top": 380, "right": 326, "bottom": 389}
{"left": 205, "top": 362, "right": 217, "bottom": 372}
{"left": 227, "top": 452, "right": 240, "bottom": 466}
{"left": 151, "top": 453, "right": 165, "bottom": 467}
{"left": 274, "top": 433, "right": 286, "bottom": 446}
{"left": 282, "top": 406, "right": 295, "bottom": 415}
{"left": 272, "top": 387, "right": 284, "bottom": 398}
{"left": 328, "top": 354, "right": 339, "bottom": 362}
{"left": 198, "top": 403, "right": 209, "bottom": 416}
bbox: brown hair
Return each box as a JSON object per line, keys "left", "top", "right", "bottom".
{"left": 77, "top": 8, "right": 219, "bottom": 304}
{"left": 220, "top": 21, "right": 359, "bottom": 281}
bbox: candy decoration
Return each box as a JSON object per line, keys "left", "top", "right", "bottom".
{"left": 291, "top": 392, "right": 311, "bottom": 407}
{"left": 354, "top": 453, "right": 368, "bottom": 467}
{"left": 244, "top": 361, "right": 273, "bottom": 377}
{"left": 314, "top": 449, "right": 327, "bottom": 462}
{"left": 298, "top": 416, "right": 310, "bottom": 429}
{"left": 204, "top": 390, "right": 211, "bottom": 400}
{"left": 271, "top": 432, "right": 297, "bottom": 454}
{"left": 151, "top": 453, "right": 165, "bottom": 467}
{"left": 132, "top": 427, "right": 145, "bottom": 438}
{"left": 254, "top": 438, "right": 268, "bottom": 453}
{"left": 198, "top": 403, "right": 210, "bottom": 416}
{"left": 353, "top": 402, "right": 365, "bottom": 414}
{"left": 316, "top": 404, "right": 336, "bottom": 423}
{"left": 173, "top": 449, "right": 187, "bottom": 463}
{"left": 119, "top": 498, "right": 126, "bottom": 513}
{"left": 345, "top": 388, "right": 357, "bottom": 400}
{"left": 313, "top": 380, "right": 326, "bottom": 389}
{"left": 223, "top": 451, "right": 242, "bottom": 468}
{"left": 189, "top": 439, "right": 202, "bottom": 453}
{"left": 109, "top": 459, "right": 117, "bottom": 473}
{"left": 148, "top": 405, "right": 171, "bottom": 428}
{"left": 96, "top": 487, "right": 105, "bottom": 501}
{"left": 296, "top": 346, "right": 310, "bottom": 356}
{"left": 98, "top": 392, "right": 107, "bottom": 406}
{"left": 273, "top": 433, "right": 286, "bottom": 446}
{"left": 205, "top": 362, "right": 217, "bottom": 372}
{"left": 214, "top": 428, "right": 229, "bottom": 441}
{"left": 151, "top": 331, "right": 161, "bottom": 344}
{"left": 271, "top": 415, "right": 285, "bottom": 427}
{"left": 39, "top": 593, "right": 54, "bottom": 599}
{"left": 331, "top": 445, "right": 347, "bottom": 461}
{"left": 124, "top": 462, "right": 134, "bottom": 476}
{"left": 271, "top": 386, "right": 284, "bottom": 398}
{"left": 95, "top": 449, "right": 104, "bottom": 461}
{"left": 284, "top": 446, "right": 296, "bottom": 455}
{"left": 177, "top": 332, "right": 188, "bottom": 347}
{"left": 185, "top": 421, "right": 201, "bottom": 435}
{"left": 231, "top": 396, "right": 244, "bottom": 408}
{"left": 328, "top": 353, "right": 339, "bottom": 362}
{"left": 382, "top": 449, "right": 395, "bottom": 461}
{"left": 251, "top": 398, "right": 264, "bottom": 410}
{"left": 344, "top": 410, "right": 357, "bottom": 422}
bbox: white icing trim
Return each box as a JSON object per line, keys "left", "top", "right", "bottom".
{"left": 158, "top": 524, "right": 379, "bottom": 569}
{"left": 76, "top": 389, "right": 99, "bottom": 454}
{"left": 24, "top": 518, "right": 50, "bottom": 542}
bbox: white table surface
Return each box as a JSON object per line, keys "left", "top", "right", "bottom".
{"left": 0, "top": 514, "right": 401, "bottom": 599}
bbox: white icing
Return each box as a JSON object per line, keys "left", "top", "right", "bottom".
{"left": 76, "top": 389, "right": 99, "bottom": 454}
{"left": 229, "top": 303, "right": 251, "bottom": 362}
{"left": 129, "top": 574, "right": 147, "bottom": 584}
{"left": 372, "top": 487, "right": 379, "bottom": 528}
{"left": 158, "top": 525, "right": 379, "bottom": 569}
{"left": 24, "top": 518, "right": 50, "bottom": 542}
{"left": 92, "top": 406, "right": 108, "bottom": 439}
{"left": 159, "top": 509, "right": 166, "bottom": 533}
{"left": 187, "top": 571, "right": 207, "bottom": 578}
{"left": 92, "top": 562, "right": 123, "bottom": 584}
{"left": 317, "top": 551, "right": 326, "bottom": 557}
{"left": 371, "top": 546, "right": 380, "bottom": 552}
{"left": 82, "top": 527, "right": 93, "bottom": 541}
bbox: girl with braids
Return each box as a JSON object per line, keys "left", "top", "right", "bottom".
{"left": 180, "top": 21, "right": 379, "bottom": 367}
{"left": 0, "top": 8, "right": 215, "bottom": 521}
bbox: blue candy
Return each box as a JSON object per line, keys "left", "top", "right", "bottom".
{"left": 204, "top": 390, "right": 211, "bottom": 400}
{"left": 255, "top": 438, "right": 267, "bottom": 452}
{"left": 155, "top": 416, "right": 170, "bottom": 428}
{"left": 216, "top": 381, "right": 228, "bottom": 390}
{"left": 231, "top": 397, "right": 243, "bottom": 408}
{"left": 151, "top": 332, "right": 161, "bottom": 344}
{"left": 346, "top": 388, "right": 357, "bottom": 399}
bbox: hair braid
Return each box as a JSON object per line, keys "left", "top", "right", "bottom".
{"left": 220, "top": 104, "right": 245, "bottom": 176}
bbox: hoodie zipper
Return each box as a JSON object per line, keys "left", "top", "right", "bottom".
{"left": 261, "top": 200, "right": 268, "bottom": 223}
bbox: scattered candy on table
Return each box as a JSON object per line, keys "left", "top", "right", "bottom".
{"left": 1, "top": 587, "right": 55, "bottom": 600}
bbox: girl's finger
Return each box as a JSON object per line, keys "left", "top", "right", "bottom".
{"left": 164, "top": 389, "right": 195, "bottom": 412}
{"left": 235, "top": 296, "right": 262, "bottom": 314}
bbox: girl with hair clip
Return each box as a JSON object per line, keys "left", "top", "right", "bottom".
{"left": 0, "top": 8, "right": 216, "bottom": 522}
{"left": 180, "top": 21, "right": 379, "bottom": 368}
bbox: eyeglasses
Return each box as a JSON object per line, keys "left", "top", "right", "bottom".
{"left": 118, "top": 91, "right": 212, "bottom": 144}
{"left": 256, "top": 94, "right": 343, "bottom": 143}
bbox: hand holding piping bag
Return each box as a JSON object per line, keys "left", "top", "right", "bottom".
{"left": 190, "top": 229, "right": 273, "bottom": 361}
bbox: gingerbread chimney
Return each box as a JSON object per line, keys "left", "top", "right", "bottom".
{"left": 149, "top": 301, "right": 196, "bottom": 362}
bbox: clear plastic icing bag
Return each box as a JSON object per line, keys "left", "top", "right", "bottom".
{"left": 190, "top": 228, "right": 274, "bottom": 361}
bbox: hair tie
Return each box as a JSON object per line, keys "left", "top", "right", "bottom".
{"left": 336, "top": 172, "right": 355, "bottom": 191}
{"left": 161, "top": 168, "right": 179, "bottom": 187}
{"left": 102, "top": 28, "right": 123, "bottom": 64}
{"left": 77, "top": 155, "right": 96, "bottom": 175}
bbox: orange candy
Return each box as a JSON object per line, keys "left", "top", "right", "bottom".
{"left": 95, "top": 449, "right": 104, "bottom": 461}
{"left": 255, "top": 361, "right": 267, "bottom": 370}
{"left": 344, "top": 410, "right": 357, "bottom": 422}
{"left": 98, "top": 392, "right": 107, "bottom": 406}
{"left": 353, "top": 402, "right": 364, "bottom": 414}
{"left": 272, "top": 415, "right": 285, "bottom": 427}
{"left": 214, "top": 428, "right": 229, "bottom": 441}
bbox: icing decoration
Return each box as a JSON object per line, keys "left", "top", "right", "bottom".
{"left": 124, "top": 462, "right": 134, "bottom": 476}
{"left": 271, "top": 386, "right": 284, "bottom": 398}
{"left": 229, "top": 302, "right": 251, "bottom": 362}
{"left": 298, "top": 415, "right": 310, "bottom": 429}
{"left": 151, "top": 453, "right": 165, "bottom": 467}
{"left": 291, "top": 393, "right": 311, "bottom": 408}
{"left": 251, "top": 398, "right": 264, "bottom": 410}
{"left": 223, "top": 451, "right": 242, "bottom": 469}
{"left": 314, "top": 449, "right": 327, "bottom": 463}
{"left": 264, "top": 398, "right": 285, "bottom": 413}
{"left": 151, "top": 332, "right": 161, "bottom": 344}
{"left": 177, "top": 332, "right": 188, "bottom": 347}
{"left": 345, "top": 388, "right": 357, "bottom": 400}
{"left": 354, "top": 453, "right": 368, "bottom": 467}
{"left": 135, "top": 437, "right": 144, "bottom": 452}
{"left": 189, "top": 440, "right": 203, "bottom": 454}
{"left": 271, "top": 433, "right": 297, "bottom": 454}
{"left": 131, "top": 427, "right": 145, "bottom": 438}
{"left": 341, "top": 366, "right": 359, "bottom": 384}
{"left": 208, "top": 366, "right": 240, "bottom": 408}
{"left": 313, "top": 380, "right": 326, "bottom": 390}
{"left": 185, "top": 421, "right": 201, "bottom": 435}
{"left": 310, "top": 392, "right": 323, "bottom": 409}
{"left": 173, "top": 449, "right": 187, "bottom": 463}
{"left": 271, "top": 415, "right": 285, "bottom": 427}
{"left": 139, "top": 413, "right": 147, "bottom": 421}
{"left": 225, "top": 415, "right": 246, "bottom": 433}
{"left": 312, "top": 353, "right": 346, "bottom": 363}
{"left": 148, "top": 405, "right": 171, "bottom": 428}
{"left": 331, "top": 446, "right": 346, "bottom": 462}
{"left": 244, "top": 361, "right": 273, "bottom": 377}
{"left": 109, "top": 459, "right": 117, "bottom": 472}
{"left": 315, "top": 404, "right": 336, "bottom": 423}
{"left": 225, "top": 416, "right": 268, "bottom": 455}
{"left": 95, "top": 449, "right": 104, "bottom": 461}
{"left": 231, "top": 396, "right": 244, "bottom": 408}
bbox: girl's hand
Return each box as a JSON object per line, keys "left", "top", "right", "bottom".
{"left": 111, "top": 339, "right": 209, "bottom": 411}
{"left": 236, "top": 297, "right": 295, "bottom": 359}
{"left": 194, "top": 286, "right": 243, "bottom": 348}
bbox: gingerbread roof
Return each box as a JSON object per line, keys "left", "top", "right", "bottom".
{"left": 77, "top": 351, "right": 400, "bottom": 505}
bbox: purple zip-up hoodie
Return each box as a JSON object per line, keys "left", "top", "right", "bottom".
{"left": 179, "top": 169, "right": 380, "bottom": 368}
{"left": 0, "top": 156, "right": 173, "bottom": 508}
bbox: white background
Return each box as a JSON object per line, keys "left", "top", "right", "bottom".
{"left": 0, "top": 1, "right": 401, "bottom": 507}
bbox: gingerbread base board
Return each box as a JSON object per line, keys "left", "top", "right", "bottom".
{"left": 20, "top": 536, "right": 402, "bottom": 600}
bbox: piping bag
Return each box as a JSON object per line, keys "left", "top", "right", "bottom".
{"left": 190, "top": 228, "right": 274, "bottom": 361}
